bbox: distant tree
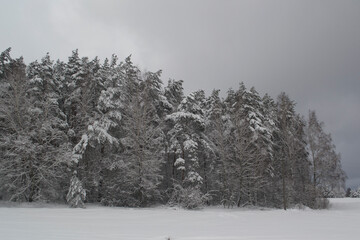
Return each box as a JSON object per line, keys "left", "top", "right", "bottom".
{"left": 274, "top": 93, "right": 314, "bottom": 209}
{"left": 350, "top": 187, "right": 360, "bottom": 198}
{"left": 345, "top": 188, "right": 351, "bottom": 198}
{"left": 0, "top": 47, "right": 12, "bottom": 78}
{"left": 306, "top": 110, "right": 346, "bottom": 198}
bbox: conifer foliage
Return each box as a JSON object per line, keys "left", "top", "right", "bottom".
{"left": 0, "top": 48, "right": 346, "bottom": 209}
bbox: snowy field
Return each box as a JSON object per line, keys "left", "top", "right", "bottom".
{"left": 1, "top": 198, "right": 359, "bottom": 240}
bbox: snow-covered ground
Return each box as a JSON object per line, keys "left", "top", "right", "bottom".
{"left": 1, "top": 198, "right": 359, "bottom": 240}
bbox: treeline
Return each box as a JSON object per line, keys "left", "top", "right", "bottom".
{"left": 0, "top": 48, "right": 346, "bottom": 209}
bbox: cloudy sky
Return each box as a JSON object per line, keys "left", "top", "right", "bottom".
{"left": 1, "top": 0, "right": 359, "bottom": 188}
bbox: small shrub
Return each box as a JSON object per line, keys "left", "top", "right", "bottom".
{"left": 168, "top": 184, "right": 210, "bottom": 209}
{"left": 221, "top": 197, "right": 236, "bottom": 208}
{"left": 66, "top": 175, "right": 86, "bottom": 208}
{"left": 350, "top": 187, "right": 360, "bottom": 198}
{"left": 313, "top": 198, "right": 330, "bottom": 209}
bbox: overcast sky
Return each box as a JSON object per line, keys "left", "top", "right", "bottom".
{"left": 1, "top": 0, "right": 359, "bottom": 188}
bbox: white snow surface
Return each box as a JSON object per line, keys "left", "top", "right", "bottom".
{"left": 0, "top": 198, "right": 359, "bottom": 240}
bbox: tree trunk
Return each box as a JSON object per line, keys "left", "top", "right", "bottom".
{"left": 281, "top": 157, "right": 287, "bottom": 210}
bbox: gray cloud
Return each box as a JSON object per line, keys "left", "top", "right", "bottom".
{"left": 1, "top": 0, "right": 359, "bottom": 188}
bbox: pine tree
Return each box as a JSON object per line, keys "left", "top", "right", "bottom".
{"left": 0, "top": 51, "right": 69, "bottom": 202}
{"left": 164, "top": 79, "right": 184, "bottom": 112}
{"left": 225, "top": 84, "right": 273, "bottom": 207}
{"left": 71, "top": 56, "right": 122, "bottom": 203}
{"left": 117, "top": 70, "right": 165, "bottom": 206}
{"left": 350, "top": 187, "right": 360, "bottom": 198}
{"left": 25, "top": 54, "right": 70, "bottom": 201}
{"left": 64, "top": 50, "right": 101, "bottom": 144}
{"left": 162, "top": 79, "right": 185, "bottom": 193}
{"left": 291, "top": 115, "right": 313, "bottom": 206}
{"left": 166, "top": 91, "right": 212, "bottom": 208}
{"left": 205, "top": 89, "right": 234, "bottom": 206}
{"left": 101, "top": 59, "right": 165, "bottom": 207}
{"left": 274, "top": 93, "right": 316, "bottom": 209}
{"left": 66, "top": 172, "right": 86, "bottom": 208}
{"left": 275, "top": 92, "right": 297, "bottom": 210}
{"left": 0, "top": 54, "right": 35, "bottom": 201}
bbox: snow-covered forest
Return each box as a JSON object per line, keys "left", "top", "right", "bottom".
{"left": 0, "top": 48, "right": 346, "bottom": 209}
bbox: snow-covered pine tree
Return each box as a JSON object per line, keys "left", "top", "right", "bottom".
{"left": 72, "top": 55, "right": 122, "bottom": 203}
{"left": 117, "top": 71, "right": 164, "bottom": 206}
{"left": 350, "top": 187, "right": 360, "bottom": 198}
{"left": 244, "top": 87, "right": 273, "bottom": 206}
{"left": 66, "top": 172, "right": 86, "bottom": 208}
{"left": 0, "top": 53, "right": 35, "bottom": 201}
{"left": 0, "top": 48, "right": 11, "bottom": 79}
{"left": 164, "top": 79, "right": 184, "bottom": 112}
{"left": 64, "top": 50, "right": 102, "bottom": 145}
{"left": 191, "top": 90, "right": 215, "bottom": 200}
{"left": 204, "top": 89, "right": 234, "bottom": 206}
{"left": 0, "top": 50, "right": 69, "bottom": 202}
{"left": 162, "top": 79, "right": 185, "bottom": 192}
{"left": 101, "top": 58, "right": 165, "bottom": 207}
{"left": 166, "top": 90, "right": 212, "bottom": 208}
{"left": 63, "top": 51, "right": 110, "bottom": 203}
{"left": 227, "top": 84, "right": 273, "bottom": 207}
{"left": 261, "top": 93, "right": 280, "bottom": 206}
{"left": 24, "top": 54, "right": 71, "bottom": 201}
